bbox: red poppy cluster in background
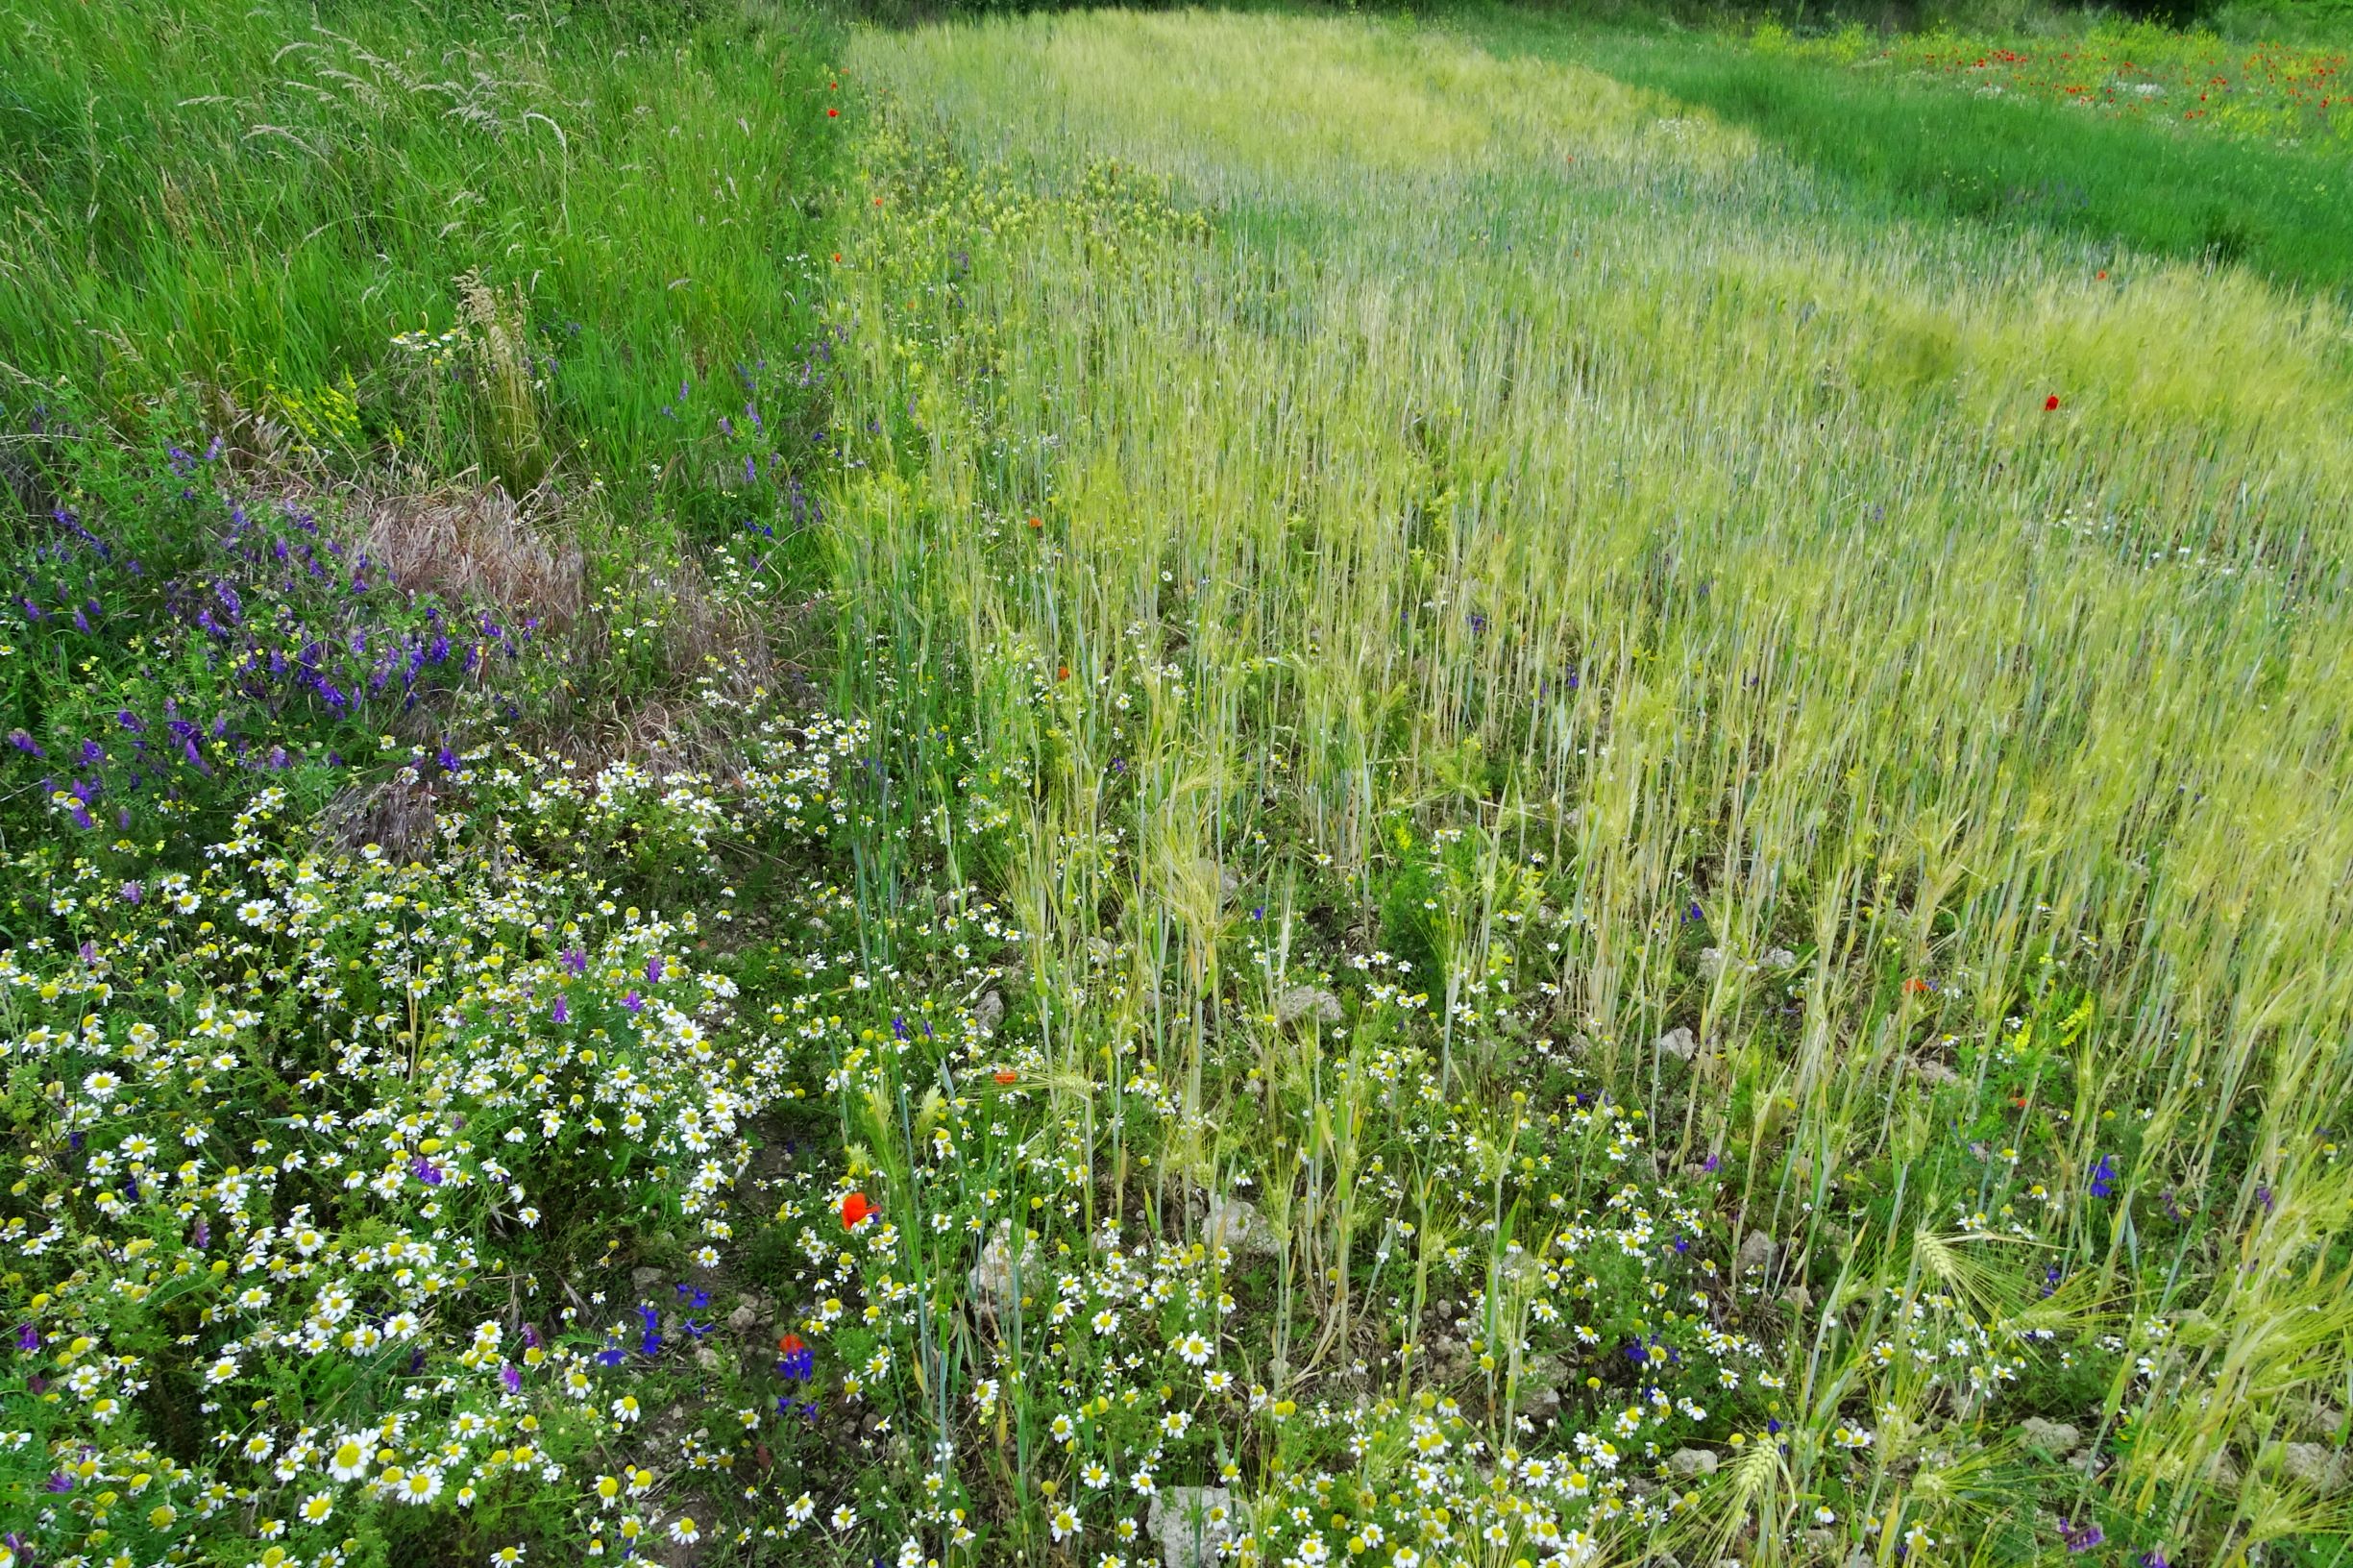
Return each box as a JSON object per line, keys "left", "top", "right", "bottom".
{"left": 1884, "top": 34, "right": 2347, "bottom": 138}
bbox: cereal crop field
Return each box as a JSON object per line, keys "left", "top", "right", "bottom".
{"left": 4, "top": 3, "right": 2351, "bottom": 1568}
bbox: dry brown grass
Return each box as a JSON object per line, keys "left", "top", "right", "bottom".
{"left": 357, "top": 478, "right": 583, "bottom": 631}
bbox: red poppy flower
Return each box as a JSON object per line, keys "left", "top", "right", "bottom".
{"left": 1027, "top": 516, "right": 1042, "bottom": 529}
{"left": 827, "top": 108, "right": 839, "bottom": 118}
{"left": 777, "top": 1332, "right": 806, "bottom": 1354}
{"left": 831, "top": 253, "right": 842, "bottom": 263}
{"left": 1057, "top": 665, "right": 1069, "bottom": 680}
{"left": 2045, "top": 395, "right": 2061, "bottom": 411}
{"left": 993, "top": 1069, "right": 1017, "bottom": 1086}
{"left": 841, "top": 1192, "right": 874, "bottom": 1230}
{"left": 1903, "top": 977, "right": 1932, "bottom": 993}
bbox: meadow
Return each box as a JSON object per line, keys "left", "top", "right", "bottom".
{"left": 6, "top": 1, "right": 2353, "bottom": 1567}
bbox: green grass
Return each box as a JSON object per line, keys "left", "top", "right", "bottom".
{"left": 0, "top": 0, "right": 843, "bottom": 542}
{"left": 1486, "top": 9, "right": 2353, "bottom": 293}
{"left": 8, "top": 1, "right": 2353, "bottom": 1565}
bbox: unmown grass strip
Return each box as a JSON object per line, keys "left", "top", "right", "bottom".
{"left": 1475, "top": 9, "right": 2353, "bottom": 293}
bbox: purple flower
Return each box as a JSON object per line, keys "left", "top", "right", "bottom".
{"left": 410, "top": 1157, "right": 445, "bottom": 1188}
{"left": 2139, "top": 1553, "right": 2170, "bottom": 1568}
{"left": 551, "top": 995, "right": 570, "bottom": 1024}
{"left": 8, "top": 729, "right": 43, "bottom": 757}
{"left": 117, "top": 709, "right": 144, "bottom": 732}
{"left": 2060, "top": 1520, "right": 2104, "bottom": 1554}
{"left": 502, "top": 1364, "right": 522, "bottom": 1395}
{"left": 646, "top": 955, "right": 664, "bottom": 986}
{"left": 562, "top": 947, "right": 588, "bottom": 976}
{"left": 14, "top": 1323, "right": 37, "bottom": 1353}
{"left": 80, "top": 739, "right": 104, "bottom": 764}
{"left": 190, "top": 1217, "right": 209, "bottom": 1249}
{"left": 622, "top": 991, "right": 643, "bottom": 1015}
{"left": 2089, "top": 1154, "right": 2118, "bottom": 1199}
{"left": 45, "top": 1471, "right": 73, "bottom": 1493}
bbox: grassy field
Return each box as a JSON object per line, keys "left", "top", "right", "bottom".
{"left": 1549, "top": 12, "right": 2353, "bottom": 290}
{"left": 5, "top": 2, "right": 2353, "bottom": 1567}
{"left": 825, "top": 8, "right": 2353, "bottom": 1565}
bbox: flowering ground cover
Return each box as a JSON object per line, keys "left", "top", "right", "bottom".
{"left": 1758, "top": 20, "right": 2351, "bottom": 144}
{"left": 7, "top": 3, "right": 2353, "bottom": 1568}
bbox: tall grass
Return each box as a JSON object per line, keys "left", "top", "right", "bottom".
{"left": 829, "top": 7, "right": 2353, "bottom": 1558}
{"left": 0, "top": 0, "right": 840, "bottom": 543}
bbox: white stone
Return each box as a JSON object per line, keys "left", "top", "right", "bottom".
{"left": 1204, "top": 1197, "right": 1278, "bottom": 1260}
{"left": 1276, "top": 985, "right": 1341, "bottom": 1026}
{"left": 968, "top": 1220, "right": 1038, "bottom": 1320}
{"left": 1147, "top": 1486, "right": 1244, "bottom": 1568}
{"left": 2017, "top": 1418, "right": 2081, "bottom": 1456}
{"left": 2283, "top": 1441, "right": 2349, "bottom": 1495}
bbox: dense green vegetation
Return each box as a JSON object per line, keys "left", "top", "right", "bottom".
{"left": 5, "top": 2, "right": 2352, "bottom": 1566}
{"left": 1534, "top": 13, "right": 2353, "bottom": 290}
{"left": 0, "top": 0, "right": 843, "bottom": 541}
